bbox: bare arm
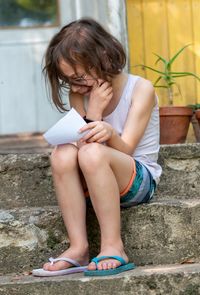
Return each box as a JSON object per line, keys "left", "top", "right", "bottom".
{"left": 69, "top": 92, "right": 86, "bottom": 117}
{"left": 107, "top": 78, "right": 155, "bottom": 154}
{"left": 80, "top": 78, "right": 156, "bottom": 155}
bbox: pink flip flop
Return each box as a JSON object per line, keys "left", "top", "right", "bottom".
{"left": 32, "top": 257, "right": 88, "bottom": 277}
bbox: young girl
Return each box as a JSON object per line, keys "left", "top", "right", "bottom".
{"left": 33, "top": 17, "right": 162, "bottom": 277}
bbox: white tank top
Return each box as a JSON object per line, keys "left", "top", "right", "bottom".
{"left": 103, "top": 74, "right": 162, "bottom": 184}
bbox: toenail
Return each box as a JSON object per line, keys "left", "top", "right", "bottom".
{"left": 103, "top": 263, "right": 107, "bottom": 269}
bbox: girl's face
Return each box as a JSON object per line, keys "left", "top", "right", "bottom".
{"left": 59, "top": 59, "right": 98, "bottom": 95}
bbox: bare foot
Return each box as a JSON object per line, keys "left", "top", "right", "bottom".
{"left": 43, "top": 247, "right": 89, "bottom": 271}
{"left": 87, "top": 247, "right": 129, "bottom": 271}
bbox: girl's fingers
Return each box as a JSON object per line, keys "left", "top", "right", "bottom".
{"left": 77, "top": 140, "right": 87, "bottom": 148}
{"left": 80, "top": 121, "right": 104, "bottom": 137}
{"left": 98, "top": 81, "right": 111, "bottom": 91}
{"left": 92, "top": 79, "right": 104, "bottom": 89}
{"left": 87, "top": 131, "right": 107, "bottom": 143}
{"left": 102, "top": 86, "right": 113, "bottom": 94}
{"left": 96, "top": 135, "right": 108, "bottom": 143}
{"left": 79, "top": 122, "right": 111, "bottom": 143}
{"left": 97, "top": 79, "right": 104, "bottom": 86}
{"left": 79, "top": 122, "right": 96, "bottom": 133}
{"left": 107, "top": 93, "right": 113, "bottom": 101}
{"left": 82, "top": 127, "right": 102, "bottom": 142}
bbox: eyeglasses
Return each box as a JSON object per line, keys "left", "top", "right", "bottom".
{"left": 62, "top": 67, "right": 96, "bottom": 87}
{"left": 68, "top": 73, "right": 89, "bottom": 86}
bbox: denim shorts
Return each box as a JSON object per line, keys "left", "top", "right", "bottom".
{"left": 120, "top": 160, "right": 156, "bottom": 208}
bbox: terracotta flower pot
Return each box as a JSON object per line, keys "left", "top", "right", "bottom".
{"left": 191, "top": 111, "right": 200, "bottom": 143}
{"left": 196, "top": 110, "right": 200, "bottom": 127}
{"left": 159, "top": 106, "right": 193, "bottom": 144}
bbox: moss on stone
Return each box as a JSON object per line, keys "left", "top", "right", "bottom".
{"left": 47, "top": 230, "right": 60, "bottom": 249}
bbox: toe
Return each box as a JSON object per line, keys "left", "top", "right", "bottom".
{"left": 97, "top": 262, "right": 103, "bottom": 270}
{"left": 43, "top": 261, "right": 67, "bottom": 271}
{"left": 87, "top": 262, "right": 97, "bottom": 271}
{"left": 103, "top": 263, "right": 108, "bottom": 270}
{"left": 43, "top": 262, "right": 50, "bottom": 270}
{"left": 87, "top": 256, "right": 125, "bottom": 272}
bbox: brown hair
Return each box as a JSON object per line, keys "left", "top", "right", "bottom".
{"left": 43, "top": 17, "right": 126, "bottom": 112}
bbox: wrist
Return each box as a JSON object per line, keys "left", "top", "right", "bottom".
{"left": 108, "top": 128, "right": 116, "bottom": 142}
{"left": 83, "top": 116, "right": 94, "bottom": 123}
{"left": 85, "top": 112, "right": 102, "bottom": 121}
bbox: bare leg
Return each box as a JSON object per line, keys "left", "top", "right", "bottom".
{"left": 43, "top": 144, "right": 89, "bottom": 271}
{"left": 78, "top": 143, "right": 134, "bottom": 271}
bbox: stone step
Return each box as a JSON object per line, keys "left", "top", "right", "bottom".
{"left": 0, "top": 200, "right": 200, "bottom": 274}
{"left": 156, "top": 143, "right": 200, "bottom": 200}
{"left": 0, "top": 132, "right": 51, "bottom": 154}
{"left": 0, "top": 153, "right": 57, "bottom": 209}
{"left": 0, "top": 143, "right": 200, "bottom": 209}
{"left": 0, "top": 263, "right": 200, "bottom": 295}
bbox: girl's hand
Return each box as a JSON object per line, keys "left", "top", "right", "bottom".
{"left": 86, "top": 80, "right": 113, "bottom": 120}
{"left": 79, "top": 121, "right": 114, "bottom": 143}
{"left": 76, "top": 139, "right": 87, "bottom": 149}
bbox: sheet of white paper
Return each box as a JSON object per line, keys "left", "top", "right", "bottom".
{"left": 43, "top": 108, "right": 89, "bottom": 145}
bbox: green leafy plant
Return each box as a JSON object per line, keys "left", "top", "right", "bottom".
{"left": 188, "top": 103, "right": 200, "bottom": 111}
{"left": 139, "top": 44, "right": 200, "bottom": 105}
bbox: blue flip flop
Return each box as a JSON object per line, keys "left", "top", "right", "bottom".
{"left": 84, "top": 255, "right": 136, "bottom": 277}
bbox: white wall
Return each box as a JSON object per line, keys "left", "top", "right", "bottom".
{"left": 0, "top": 0, "right": 128, "bottom": 135}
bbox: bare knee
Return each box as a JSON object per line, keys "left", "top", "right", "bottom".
{"left": 50, "top": 144, "right": 78, "bottom": 175}
{"left": 78, "top": 143, "right": 106, "bottom": 173}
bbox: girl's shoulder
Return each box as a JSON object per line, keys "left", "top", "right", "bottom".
{"left": 128, "top": 73, "right": 153, "bottom": 86}
{"left": 128, "top": 74, "right": 155, "bottom": 97}
{"left": 123, "top": 74, "right": 151, "bottom": 97}
{"left": 130, "top": 75, "right": 156, "bottom": 107}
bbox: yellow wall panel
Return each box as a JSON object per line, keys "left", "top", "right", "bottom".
{"left": 142, "top": 0, "right": 169, "bottom": 105}
{"left": 126, "top": 0, "right": 144, "bottom": 77}
{"left": 167, "top": 0, "right": 196, "bottom": 105}
{"left": 127, "top": 0, "right": 200, "bottom": 106}
{"left": 192, "top": 0, "right": 200, "bottom": 104}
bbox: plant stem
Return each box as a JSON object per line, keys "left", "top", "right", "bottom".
{"left": 168, "top": 87, "right": 173, "bottom": 105}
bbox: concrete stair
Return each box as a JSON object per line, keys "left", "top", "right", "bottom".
{"left": 0, "top": 144, "right": 199, "bottom": 210}
{"left": 0, "top": 143, "right": 200, "bottom": 294}
{"left": 0, "top": 263, "right": 200, "bottom": 295}
{"left": 1, "top": 200, "right": 200, "bottom": 274}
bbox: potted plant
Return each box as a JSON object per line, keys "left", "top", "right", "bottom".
{"left": 188, "top": 104, "right": 200, "bottom": 142}
{"left": 139, "top": 45, "right": 200, "bottom": 144}
{"left": 196, "top": 109, "right": 200, "bottom": 128}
